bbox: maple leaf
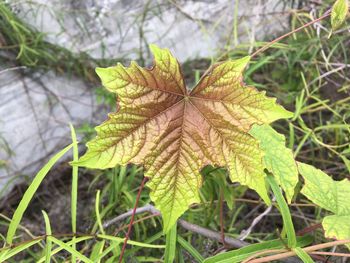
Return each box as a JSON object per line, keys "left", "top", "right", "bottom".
{"left": 74, "top": 45, "right": 292, "bottom": 232}
{"left": 298, "top": 162, "right": 350, "bottom": 248}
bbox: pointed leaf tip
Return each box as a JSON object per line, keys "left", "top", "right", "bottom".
{"left": 149, "top": 43, "right": 160, "bottom": 53}
{"left": 95, "top": 67, "right": 107, "bottom": 79}
{"left": 231, "top": 56, "right": 251, "bottom": 72}
{"left": 95, "top": 66, "right": 121, "bottom": 93}
{"left": 149, "top": 44, "right": 170, "bottom": 60}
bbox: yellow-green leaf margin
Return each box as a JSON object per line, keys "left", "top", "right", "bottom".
{"left": 250, "top": 124, "right": 298, "bottom": 203}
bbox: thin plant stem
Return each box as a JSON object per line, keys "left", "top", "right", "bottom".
{"left": 103, "top": 204, "right": 248, "bottom": 248}
{"left": 118, "top": 177, "right": 148, "bottom": 263}
{"left": 219, "top": 189, "right": 226, "bottom": 247}
{"left": 251, "top": 10, "right": 331, "bottom": 58}
{"left": 242, "top": 249, "right": 287, "bottom": 263}
{"left": 296, "top": 223, "right": 323, "bottom": 236}
{"left": 310, "top": 251, "right": 350, "bottom": 257}
{"left": 248, "top": 239, "right": 350, "bottom": 263}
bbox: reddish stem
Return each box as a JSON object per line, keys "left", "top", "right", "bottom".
{"left": 118, "top": 177, "right": 148, "bottom": 263}
{"left": 251, "top": 10, "right": 331, "bottom": 58}
{"left": 296, "top": 223, "right": 323, "bottom": 236}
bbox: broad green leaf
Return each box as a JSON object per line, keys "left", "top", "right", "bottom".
{"left": 323, "top": 215, "right": 350, "bottom": 245}
{"left": 299, "top": 162, "right": 350, "bottom": 248}
{"left": 250, "top": 124, "right": 298, "bottom": 203}
{"left": 74, "top": 44, "right": 293, "bottom": 232}
{"left": 331, "top": 0, "right": 349, "bottom": 30}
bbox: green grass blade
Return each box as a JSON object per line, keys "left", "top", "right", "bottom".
{"left": 178, "top": 236, "right": 204, "bottom": 263}
{"left": 36, "top": 236, "right": 93, "bottom": 263}
{"left": 106, "top": 241, "right": 121, "bottom": 262}
{"left": 70, "top": 124, "right": 79, "bottom": 263}
{"left": 0, "top": 250, "right": 9, "bottom": 262}
{"left": 48, "top": 236, "right": 93, "bottom": 263}
{"left": 0, "top": 248, "right": 8, "bottom": 258}
{"left": 41, "top": 210, "right": 52, "bottom": 263}
{"left": 164, "top": 223, "right": 177, "bottom": 263}
{"left": 294, "top": 247, "right": 314, "bottom": 263}
{"left": 6, "top": 143, "right": 73, "bottom": 244}
{"left": 266, "top": 174, "right": 297, "bottom": 248}
{"left": 92, "top": 241, "right": 119, "bottom": 262}
{"left": 95, "top": 190, "right": 105, "bottom": 235}
{"left": 135, "top": 256, "right": 162, "bottom": 262}
{"left": 0, "top": 239, "right": 41, "bottom": 261}
{"left": 124, "top": 231, "right": 163, "bottom": 258}
{"left": 203, "top": 236, "right": 313, "bottom": 263}
{"left": 89, "top": 240, "right": 105, "bottom": 262}
{"left": 245, "top": 55, "right": 274, "bottom": 77}
{"left": 97, "top": 234, "right": 165, "bottom": 248}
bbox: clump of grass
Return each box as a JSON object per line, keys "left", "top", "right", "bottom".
{"left": 0, "top": 2, "right": 125, "bottom": 83}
